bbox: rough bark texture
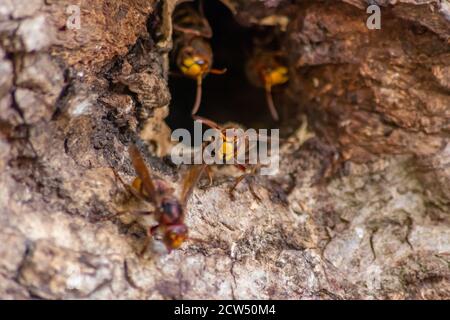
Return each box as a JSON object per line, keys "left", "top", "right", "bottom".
{"left": 0, "top": 0, "right": 449, "bottom": 299}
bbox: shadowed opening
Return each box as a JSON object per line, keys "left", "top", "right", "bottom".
{"left": 166, "top": 0, "right": 282, "bottom": 135}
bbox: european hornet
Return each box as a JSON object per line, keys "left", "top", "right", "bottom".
{"left": 245, "top": 51, "right": 289, "bottom": 121}
{"left": 110, "top": 145, "right": 206, "bottom": 253}
{"left": 172, "top": 1, "right": 226, "bottom": 115}
{"left": 193, "top": 115, "right": 273, "bottom": 200}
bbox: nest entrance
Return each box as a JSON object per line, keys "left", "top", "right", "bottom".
{"left": 166, "top": 0, "right": 284, "bottom": 135}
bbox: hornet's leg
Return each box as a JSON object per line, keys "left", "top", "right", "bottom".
{"left": 173, "top": 25, "right": 205, "bottom": 37}
{"left": 248, "top": 178, "right": 262, "bottom": 202}
{"left": 94, "top": 210, "right": 154, "bottom": 222}
{"left": 265, "top": 83, "right": 279, "bottom": 121}
{"left": 229, "top": 166, "right": 261, "bottom": 202}
{"left": 229, "top": 173, "right": 248, "bottom": 199}
{"left": 139, "top": 224, "right": 160, "bottom": 257}
{"left": 111, "top": 168, "right": 149, "bottom": 202}
{"left": 191, "top": 75, "right": 203, "bottom": 115}
{"left": 205, "top": 166, "right": 214, "bottom": 186}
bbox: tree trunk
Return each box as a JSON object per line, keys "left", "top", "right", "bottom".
{"left": 0, "top": 0, "right": 448, "bottom": 299}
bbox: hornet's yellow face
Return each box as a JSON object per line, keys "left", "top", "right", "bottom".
{"left": 163, "top": 224, "right": 188, "bottom": 251}
{"left": 264, "top": 66, "right": 289, "bottom": 87}
{"left": 179, "top": 55, "right": 210, "bottom": 79}
{"left": 217, "top": 135, "right": 235, "bottom": 162}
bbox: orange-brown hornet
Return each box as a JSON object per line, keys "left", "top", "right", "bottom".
{"left": 112, "top": 145, "right": 206, "bottom": 253}
{"left": 172, "top": 1, "right": 226, "bottom": 115}
{"left": 193, "top": 115, "right": 272, "bottom": 200}
{"left": 246, "top": 51, "right": 288, "bottom": 121}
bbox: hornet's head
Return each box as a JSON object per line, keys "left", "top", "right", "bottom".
{"left": 163, "top": 224, "right": 188, "bottom": 251}
{"left": 177, "top": 39, "right": 213, "bottom": 79}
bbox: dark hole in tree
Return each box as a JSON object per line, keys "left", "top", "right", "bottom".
{"left": 166, "top": 0, "right": 282, "bottom": 135}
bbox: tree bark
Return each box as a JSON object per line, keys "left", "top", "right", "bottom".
{"left": 0, "top": 0, "right": 448, "bottom": 299}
